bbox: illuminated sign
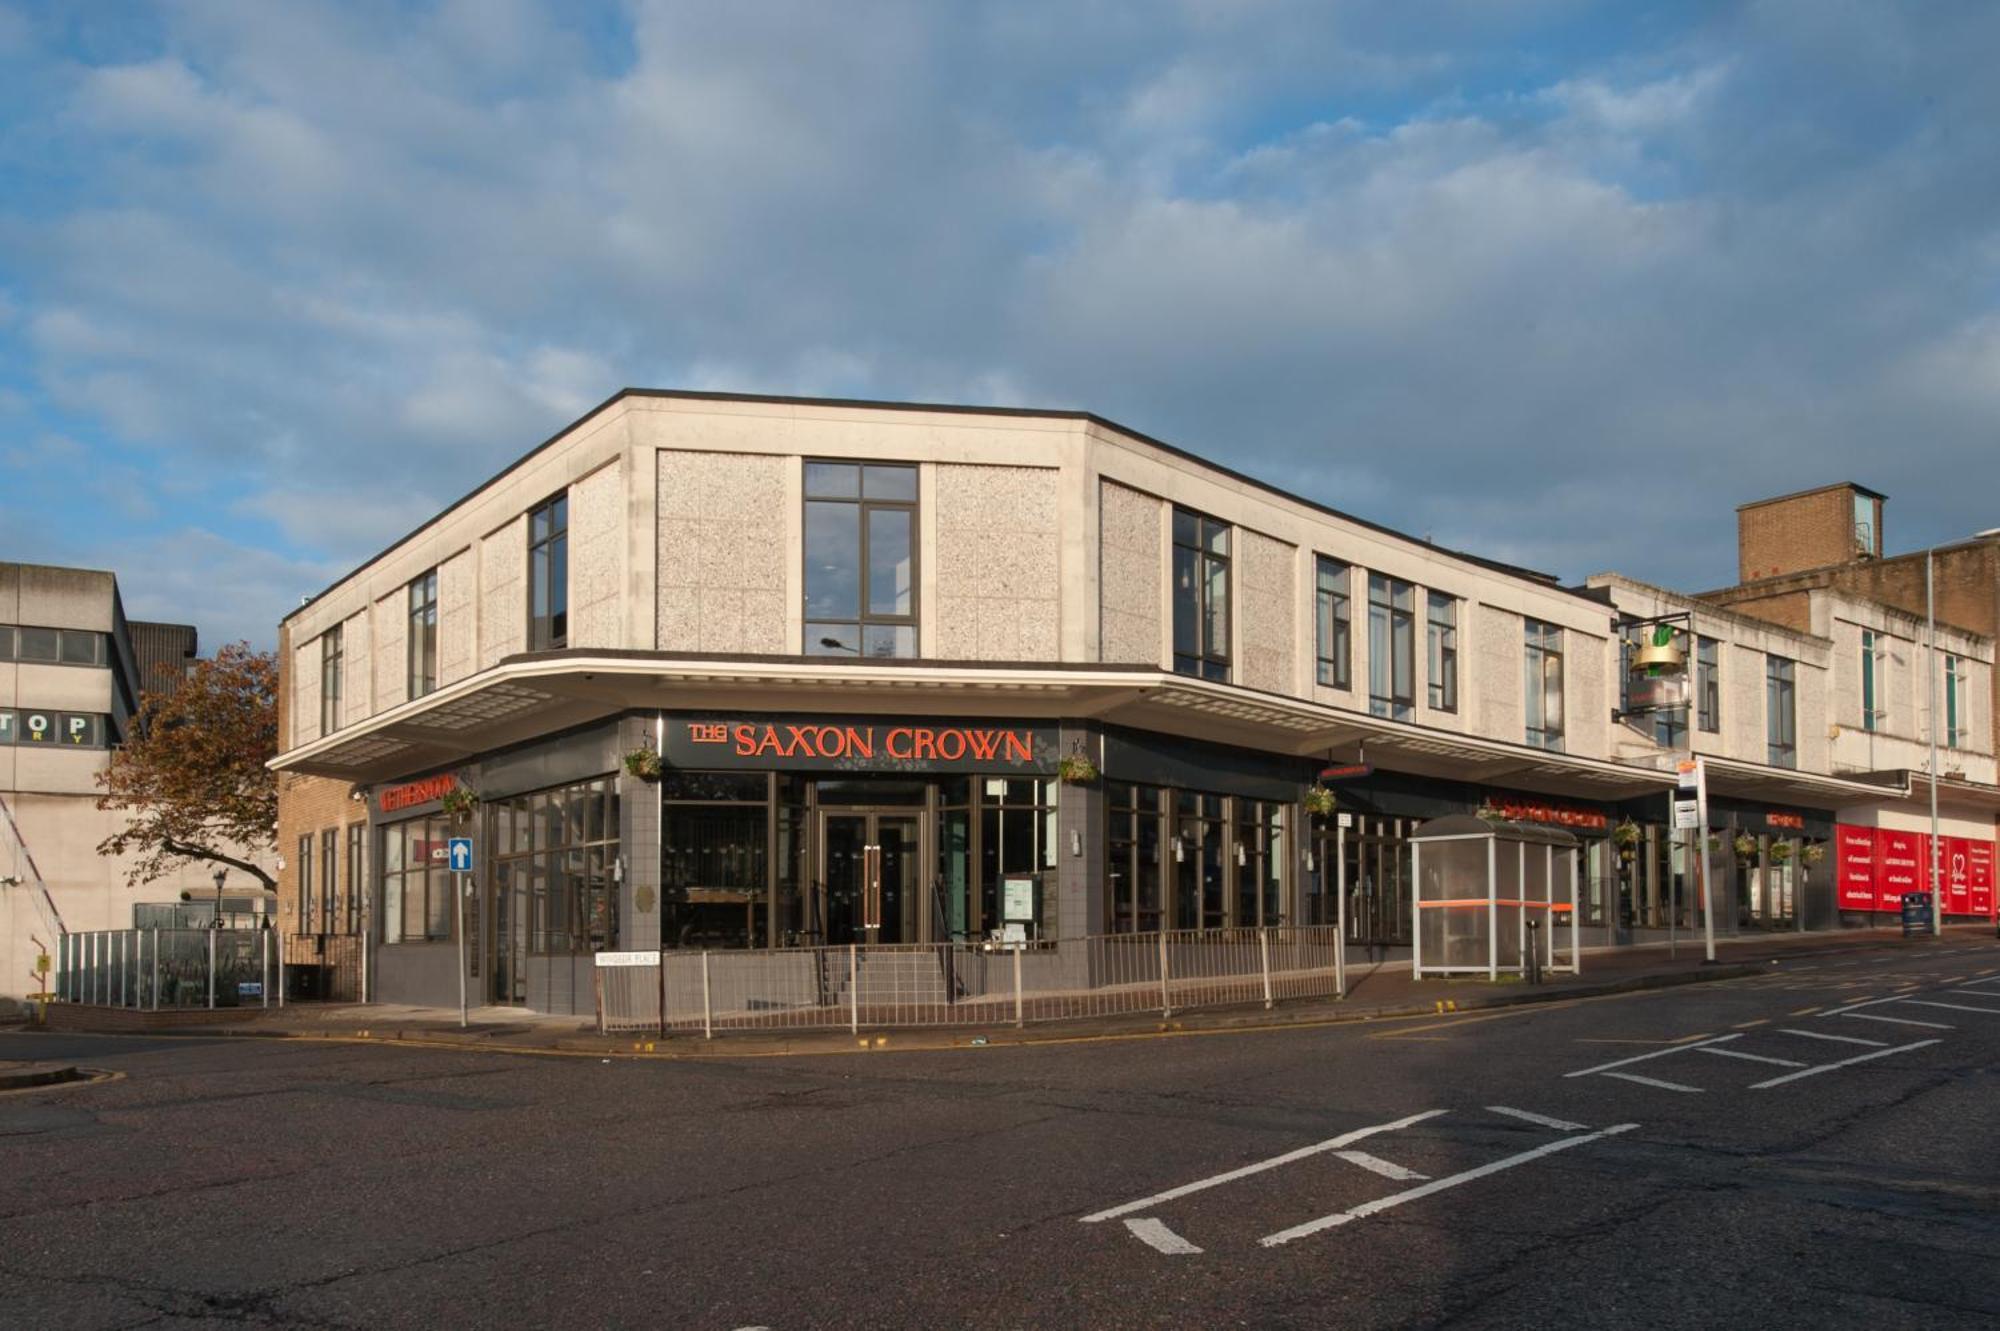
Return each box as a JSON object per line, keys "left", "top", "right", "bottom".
{"left": 1317, "top": 763, "right": 1374, "bottom": 781}
{"left": 1766, "top": 811, "right": 1804, "bottom": 830}
{"left": 379, "top": 773, "right": 458, "bottom": 812}
{"left": 666, "top": 718, "right": 1056, "bottom": 773}
{"left": 1484, "top": 796, "right": 1609, "bottom": 831}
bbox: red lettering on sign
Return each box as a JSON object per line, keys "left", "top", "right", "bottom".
{"left": 1004, "top": 733, "right": 1031, "bottom": 763}
{"left": 964, "top": 730, "right": 1000, "bottom": 762}
{"left": 1767, "top": 811, "right": 1804, "bottom": 830}
{"left": 1485, "top": 797, "right": 1608, "bottom": 832}
{"left": 912, "top": 729, "right": 936, "bottom": 760}
{"left": 380, "top": 774, "right": 457, "bottom": 812}
{"left": 935, "top": 729, "right": 965, "bottom": 761}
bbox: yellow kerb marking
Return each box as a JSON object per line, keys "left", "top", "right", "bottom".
{"left": 1732, "top": 1019, "right": 1769, "bottom": 1029}
{"left": 1670, "top": 1032, "right": 1714, "bottom": 1044}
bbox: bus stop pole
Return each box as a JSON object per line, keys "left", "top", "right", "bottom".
{"left": 457, "top": 870, "right": 469, "bottom": 1028}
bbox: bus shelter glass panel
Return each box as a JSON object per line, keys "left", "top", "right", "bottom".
{"left": 1411, "top": 816, "right": 1581, "bottom": 980}
{"left": 1414, "top": 832, "right": 1489, "bottom": 971}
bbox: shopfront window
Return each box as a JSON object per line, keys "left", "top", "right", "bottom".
{"left": 491, "top": 777, "right": 621, "bottom": 956}
{"left": 1106, "top": 782, "right": 1165, "bottom": 933}
{"left": 938, "top": 778, "right": 973, "bottom": 941}
{"left": 661, "top": 772, "right": 767, "bottom": 948}
{"left": 1233, "top": 800, "right": 1288, "bottom": 927}
{"left": 382, "top": 817, "right": 453, "bottom": 943}
{"left": 1767, "top": 655, "right": 1796, "bottom": 768}
{"left": 1315, "top": 557, "right": 1351, "bottom": 689}
{"left": 1368, "top": 575, "right": 1414, "bottom": 720}
{"left": 979, "top": 777, "right": 1058, "bottom": 938}
{"left": 804, "top": 461, "right": 917, "bottom": 659}
{"left": 1174, "top": 791, "right": 1228, "bottom": 930}
{"left": 1525, "top": 620, "right": 1564, "bottom": 751}
{"left": 1697, "top": 635, "right": 1720, "bottom": 733}
{"left": 1172, "top": 509, "right": 1231, "bottom": 681}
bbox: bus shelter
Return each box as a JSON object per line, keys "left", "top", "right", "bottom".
{"left": 1410, "top": 816, "right": 1580, "bottom": 980}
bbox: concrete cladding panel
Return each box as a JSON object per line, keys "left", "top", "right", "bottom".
{"left": 438, "top": 550, "right": 476, "bottom": 684}
{"left": 1471, "top": 602, "right": 1521, "bottom": 743}
{"left": 656, "top": 450, "right": 787, "bottom": 653}
{"left": 933, "top": 464, "right": 1060, "bottom": 661}
{"left": 1099, "top": 480, "right": 1164, "bottom": 666}
{"left": 292, "top": 636, "right": 322, "bottom": 746}
{"left": 373, "top": 587, "right": 407, "bottom": 712}
{"left": 1235, "top": 529, "right": 1296, "bottom": 692}
{"left": 480, "top": 515, "right": 528, "bottom": 669}
{"left": 567, "top": 463, "right": 624, "bottom": 649}
{"left": 340, "top": 610, "right": 371, "bottom": 728}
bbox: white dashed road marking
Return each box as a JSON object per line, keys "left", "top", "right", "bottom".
{"left": 1696, "top": 1046, "right": 1807, "bottom": 1067}
{"left": 1124, "top": 1217, "right": 1203, "bottom": 1255}
{"left": 1897, "top": 999, "right": 2000, "bottom": 1016}
{"left": 1487, "top": 1105, "right": 1585, "bottom": 1131}
{"left": 1778, "top": 1028, "right": 1887, "bottom": 1047}
{"left": 1334, "top": 1150, "right": 1428, "bottom": 1181}
{"left": 1840, "top": 1011, "right": 1952, "bottom": 1029}
{"left": 1565, "top": 1034, "right": 1740, "bottom": 1078}
{"left": 1749, "top": 1039, "right": 1941, "bottom": 1090}
{"left": 1602, "top": 1071, "right": 1702, "bottom": 1092}
{"left": 1259, "top": 1123, "right": 1639, "bottom": 1247}
{"left": 1079, "top": 1109, "right": 1445, "bottom": 1224}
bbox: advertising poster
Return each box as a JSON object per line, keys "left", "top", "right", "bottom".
{"left": 1835, "top": 825, "right": 1877, "bottom": 911}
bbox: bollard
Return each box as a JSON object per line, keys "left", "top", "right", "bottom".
{"left": 701, "top": 950, "right": 714, "bottom": 1040}
{"left": 1013, "top": 944, "right": 1024, "bottom": 1028}
{"left": 1259, "top": 928, "right": 1273, "bottom": 1009}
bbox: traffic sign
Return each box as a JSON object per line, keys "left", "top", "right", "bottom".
{"left": 447, "top": 837, "right": 474, "bottom": 873}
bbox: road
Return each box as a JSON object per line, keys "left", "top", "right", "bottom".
{"left": 2, "top": 939, "right": 1997, "bottom": 1329}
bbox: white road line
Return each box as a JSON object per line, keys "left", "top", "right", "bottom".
{"left": 1896, "top": 999, "right": 2000, "bottom": 1016}
{"left": 1749, "top": 1039, "right": 1941, "bottom": 1090}
{"left": 1259, "top": 1123, "right": 1639, "bottom": 1247}
{"left": 1335, "top": 1150, "right": 1428, "bottom": 1181}
{"left": 1953, "top": 987, "right": 2000, "bottom": 998}
{"left": 1123, "top": 1217, "right": 1203, "bottom": 1255}
{"left": 1777, "top": 1028, "right": 1888, "bottom": 1047}
{"left": 1696, "top": 1046, "right": 1807, "bottom": 1068}
{"left": 1564, "top": 1034, "right": 1739, "bottom": 1078}
{"left": 1602, "top": 1072, "right": 1703, "bottom": 1092}
{"left": 1078, "top": 1109, "right": 1446, "bottom": 1224}
{"left": 1821, "top": 998, "right": 1895, "bottom": 1016}
{"left": 1487, "top": 1105, "right": 1586, "bottom": 1131}
{"left": 1841, "top": 1011, "right": 1952, "bottom": 1029}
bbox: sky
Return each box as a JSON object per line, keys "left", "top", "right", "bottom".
{"left": 2, "top": 1, "right": 1997, "bottom": 648}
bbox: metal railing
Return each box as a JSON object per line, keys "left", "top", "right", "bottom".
{"left": 597, "top": 926, "right": 1344, "bottom": 1037}
{"left": 55, "top": 928, "right": 280, "bottom": 1011}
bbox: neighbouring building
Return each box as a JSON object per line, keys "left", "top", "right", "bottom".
{"left": 0, "top": 562, "right": 271, "bottom": 998}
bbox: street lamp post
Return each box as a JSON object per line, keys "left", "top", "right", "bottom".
{"left": 212, "top": 866, "right": 227, "bottom": 928}
{"left": 1926, "top": 550, "right": 1942, "bottom": 937}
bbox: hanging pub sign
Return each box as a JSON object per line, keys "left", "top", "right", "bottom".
{"left": 664, "top": 716, "right": 1058, "bottom": 774}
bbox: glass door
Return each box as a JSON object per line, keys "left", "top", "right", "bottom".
{"left": 818, "top": 811, "right": 922, "bottom": 945}
{"left": 488, "top": 861, "right": 526, "bottom": 1005}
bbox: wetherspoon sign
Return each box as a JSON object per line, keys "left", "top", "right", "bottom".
{"left": 664, "top": 717, "right": 1058, "bottom": 774}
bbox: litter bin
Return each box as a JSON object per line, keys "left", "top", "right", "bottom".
{"left": 1900, "top": 892, "right": 1933, "bottom": 939}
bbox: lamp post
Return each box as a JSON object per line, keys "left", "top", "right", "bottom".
{"left": 212, "top": 866, "right": 227, "bottom": 928}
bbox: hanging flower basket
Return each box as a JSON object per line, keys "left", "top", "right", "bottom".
{"left": 1768, "top": 840, "right": 1794, "bottom": 863}
{"left": 1612, "top": 818, "right": 1642, "bottom": 850}
{"left": 1303, "top": 786, "right": 1338, "bottom": 818}
{"left": 1802, "top": 843, "right": 1827, "bottom": 866}
{"left": 1056, "top": 748, "right": 1098, "bottom": 785}
{"left": 1732, "top": 832, "right": 1758, "bottom": 862}
{"left": 440, "top": 785, "right": 480, "bottom": 823}
{"left": 623, "top": 747, "right": 663, "bottom": 782}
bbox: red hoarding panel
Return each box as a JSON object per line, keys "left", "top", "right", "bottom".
{"left": 1875, "top": 828, "right": 1924, "bottom": 913}
{"left": 1835, "top": 824, "right": 1877, "bottom": 910}
{"left": 1966, "top": 839, "right": 1995, "bottom": 919}
{"left": 1939, "top": 836, "right": 1973, "bottom": 913}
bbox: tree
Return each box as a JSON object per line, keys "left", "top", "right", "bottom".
{"left": 97, "top": 642, "right": 279, "bottom": 889}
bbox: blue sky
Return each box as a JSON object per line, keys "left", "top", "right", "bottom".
{"left": 2, "top": 1, "right": 1997, "bottom": 647}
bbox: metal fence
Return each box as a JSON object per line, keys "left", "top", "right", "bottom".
{"left": 55, "top": 928, "right": 281, "bottom": 1011}
{"left": 597, "top": 926, "right": 1345, "bottom": 1037}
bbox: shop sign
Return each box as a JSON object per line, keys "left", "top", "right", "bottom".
{"left": 665, "top": 717, "right": 1057, "bottom": 774}
{"left": 1766, "top": 811, "right": 1805, "bottom": 830}
{"left": 1317, "top": 763, "right": 1374, "bottom": 781}
{"left": 379, "top": 773, "right": 458, "bottom": 813}
{"left": 1834, "top": 823, "right": 1997, "bottom": 917}
{"left": 1483, "top": 796, "right": 1608, "bottom": 832}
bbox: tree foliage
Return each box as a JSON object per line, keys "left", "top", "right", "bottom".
{"left": 97, "top": 642, "right": 279, "bottom": 888}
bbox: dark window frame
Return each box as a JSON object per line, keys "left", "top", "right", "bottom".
{"left": 1766, "top": 654, "right": 1797, "bottom": 768}
{"left": 296, "top": 834, "right": 314, "bottom": 937}
{"left": 1426, "top": 591, "right": 1458, "bottom": 713}
{"left": 802, "top": 460, "right": 920, "bottom": 660}
{"left": 1525, "top": 619, "right": 1565, "bottom": 751}
{"left": 1314, "top": 557, "right": 1351, "bottom": 689}
{"left": 1368, "top": 574, "right": 1415, "bottom": 720}
{"left": 319, "top": 626, "right": 343, "bottom": 735}
{"left": 528, "top": 493, "right": 569, "bottom": 652}
{"left": 320, "top": 827, "right": 339, "bottom": 935}
{"left": 408, "top": 568, "right": 439, "bottom": 699}
{"left": 345, "top": 823, "right": 364, "bottom": 935}
{"left": 1697, "top": 635, "right": 1720, "bottom": 734}
{"left": 1171, "top": 508, "right": 1232, "bottom": 682}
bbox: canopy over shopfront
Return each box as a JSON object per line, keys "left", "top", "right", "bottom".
{"left": 1410, "top": 816, "right": 1580, "bottom": 981}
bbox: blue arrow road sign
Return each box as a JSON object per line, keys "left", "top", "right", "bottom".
{"left": 447, "top": 837, "right": 473, "bottom": 873}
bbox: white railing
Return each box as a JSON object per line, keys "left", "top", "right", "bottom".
{"left": 54, "top": 929, "right": 280, "bottom": 1011}
{"left": 596, "top": 926, "right": 1344, "bottom": 1036}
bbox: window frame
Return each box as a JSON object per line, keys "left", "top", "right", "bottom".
{"left": 1367, "top": 573, "right": 1415, "bottom": 720}
{"left": 408, "top": 568, "right": 439, "bottom": 699}
{"left": 320, "top": 827, "right": 339, "bottom": 935}
{"left": 1944, "top": 654, "right": 1964, "bottom": 749}
{"left": 802, "top": 461, "right": 920, "bottom": 660}
{"left": 1524, "top": 619, "right": 1565, "bottom": 751}
{"left": 1766, "top": 654, "right": 1797, "bottom": 768}
{"left": 1859, "top": 630, "right": 1879, "bottom": 732}
{"left": 1169, "top": 508, "right": 1232, "bottom": 682}
{"left": 1696, "top": 635, "right": 1720, "bottom": 733}
{"left": 296, "top": 833, "right": 314, "bottom": 937}
{"left": 345, "top": 823, "right": 365, "bottom": 935}
{"left": 1314, "top": 557, "right": 1351, "bottom": 689}
{"left": 528, "top": 493, "right": 570, "bottom": 652}
{"left": 319, "top": 626, "right": 343, "bottom": 735}
{"left": 1426, "top": 592, "right": 1458, "bottom": 713}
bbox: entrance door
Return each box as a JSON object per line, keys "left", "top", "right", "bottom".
{"left": 820, "top": 812, "right": 921, "bottom": 944}
{"left": 490, "top": 861, "right": 526, "bottom": 1005}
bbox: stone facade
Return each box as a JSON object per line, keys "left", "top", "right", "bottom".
{"left": 372, "top": 586, "right": 407, "bottom": 712}
{"left": 479, "top": 514, "right": 527, "bottom": 668}
{"left": 655, "top": 449, "right": 788, "bottom": 653}
{"left": 568, "top": 462, "right": 624, "bottom": 649}
{"left": 1235, "top": 529, "right": 1296, "bottom": 692}
{"left": 932, "top": 464, "right": 1060, "bottom": 661}
{"left": 438, "top": 549, "right": 476, "bottom": 685}
{"left": 1098, "top": 480, "right": 1164, "bottom": 667}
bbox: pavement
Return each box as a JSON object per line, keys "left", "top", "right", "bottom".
{"left": 35, "top": 922, "right": 1993, "bottom": 1058}
{"left": 0, "top": 933, "right": 1995, "bottom": 1328}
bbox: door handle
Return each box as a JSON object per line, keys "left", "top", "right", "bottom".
{"left": 864, "top": 844, "right": 882, "bottom": 930}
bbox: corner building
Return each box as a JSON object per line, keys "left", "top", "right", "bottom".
{"left": 273, "top": 390, "right": 1680, "bottom": 1015}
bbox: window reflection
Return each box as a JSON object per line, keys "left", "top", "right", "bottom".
{"left": 804, "top": 460, "right": 917, "bottom": 657}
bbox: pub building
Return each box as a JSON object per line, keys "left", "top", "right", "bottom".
{"left": 271, "top": 390, "right": 1995, "bottom": 1016}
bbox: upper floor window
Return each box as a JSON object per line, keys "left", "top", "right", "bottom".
{"left": 0, "top": 709, "right": 108, "bottom": 747}
{"left": 0, "top": 625, "right": 106, "bottom": 666}
{"left": 319, "top": 626, "right": 343, "bottom": 735}
{"left": 408, "top": 569, "right": 439, "bottom": 698}
{"left": 1524, "top": 619, "right": 1564, "bottom": 751}
{"left": 1426, "top": 593, "right": 1458, "bottom": 713}
{"left": 1860, "top": 630, "right": 1881, "bottom": 732}
{"left": 1697, "top": 636, "right": 1720, "bottom": 733}
{"left": 1944, "top": 655, "right": 1965, "bottom": 749}
{"left": 1853, "top": 492, "right": 1877, "bottom": 557}
{"left": 1368, "top": 574, "right": 1414, "bottom": 720}
{"left": 529, "top": 494, "right": 569, "bottom": 651}
{"left": 804, "top": 461, "right": 917, "bottom": 658}
{"left": 1314, "top": 557, "right": 1351, "bottom": 689}
{"left": 1171, "top": 508, "right": 1230, "bottom": 681}
{"left": 1766, "top": 655, "right": 1797, "bottom": 768}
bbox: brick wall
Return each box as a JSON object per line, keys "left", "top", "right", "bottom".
{"left": 273, "top": 619, "right": 368, "bottom": 985}
{"left": 1737, "top": 486, "right": 1879, "bottom": 582}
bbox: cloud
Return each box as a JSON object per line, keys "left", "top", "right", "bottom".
{"left": 3, "top": 0, "right": 2000, "bottom": 654}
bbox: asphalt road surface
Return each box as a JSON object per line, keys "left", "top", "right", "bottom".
{"left": 3, "top": 939, "right": 1998, "bottom": 1329}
